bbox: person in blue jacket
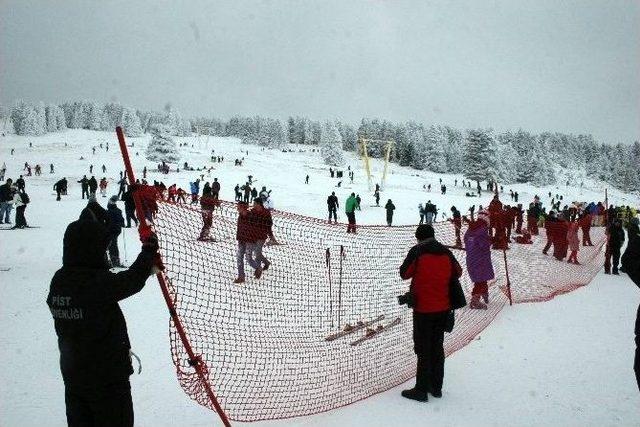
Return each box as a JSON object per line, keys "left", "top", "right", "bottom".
{"left": 190, "top": 179, "right": 200, "bottom": 204}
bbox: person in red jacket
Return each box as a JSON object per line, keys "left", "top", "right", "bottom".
{"left": 234, "top": 202, "right": 262, "bottom": 284}
{"left": 399, "top": 224, "right": 463, "bottom": 402}
{"left": 579, "top": 211, "right": 593, "bottom": 246}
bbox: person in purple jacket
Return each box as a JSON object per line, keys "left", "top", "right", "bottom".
{"left": 463, "top": 211, "right": 495, "bottom": 310}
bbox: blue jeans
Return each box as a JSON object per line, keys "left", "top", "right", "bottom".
{"left": 236, "top": 241, "right": 260, "bottom": 278}
{"left": 0, "top": 202, "right": 12, "bottom": 223}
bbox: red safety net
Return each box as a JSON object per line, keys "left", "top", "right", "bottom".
{"left": 140, "top": 188, "right": 606, "bottom": 422}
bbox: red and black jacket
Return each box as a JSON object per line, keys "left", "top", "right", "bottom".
{"left": 400, "top": 239, "right": 463, "bottom": 313}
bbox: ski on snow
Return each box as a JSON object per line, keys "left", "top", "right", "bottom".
{"left": 349, "top": 317, "right": 401, "bottom": 346}
{"left": 325, "top": 314, "right": 385, "bottom": 341}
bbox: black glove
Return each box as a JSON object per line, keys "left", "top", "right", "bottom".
{"left": 142, "top": 233, "right": 159, "bottom": 253}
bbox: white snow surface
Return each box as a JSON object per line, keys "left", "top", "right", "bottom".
{"left": 0, "top": 130, "right": 638, "bottom": 426}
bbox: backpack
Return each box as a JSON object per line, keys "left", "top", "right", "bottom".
{"left": 20, "top": 192, "right": 30, "bottom": 204}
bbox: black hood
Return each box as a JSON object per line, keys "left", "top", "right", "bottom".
{"left": 62, "top": 208, "right": 110, "bottom": 269}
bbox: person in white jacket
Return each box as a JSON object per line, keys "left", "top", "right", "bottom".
{"left": 12, "top": 187, "right": 29, "bottom": 229}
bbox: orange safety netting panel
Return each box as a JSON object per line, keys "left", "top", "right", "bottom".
{"left": 150, "top": 197, "right": 606, "bottom": 422}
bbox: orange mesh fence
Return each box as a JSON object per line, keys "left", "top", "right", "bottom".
{"left": 140, "top": 188, "right": 606, "bottom": 422}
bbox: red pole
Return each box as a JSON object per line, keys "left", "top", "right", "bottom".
{"left": 115, "top": 127, "right": 232, "bottom": 427}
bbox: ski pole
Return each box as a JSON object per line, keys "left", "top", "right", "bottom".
{"left": 122, "top": 221, "right": 128, "bottom": 264}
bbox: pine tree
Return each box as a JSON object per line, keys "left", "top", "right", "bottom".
{"left": 122, "top": 107, "right": 143, "bottom": 137}
{"left": 423, "top": 126, "right": 447, "bottom": 173}
{"left": 320, "top": 121, "right": 345, "bottom": 166}
{"left": 145, "top": 126, "right": 180, "bottom": 163}
{"left": 464, "top": 129, "right": 498, "bottom": 185}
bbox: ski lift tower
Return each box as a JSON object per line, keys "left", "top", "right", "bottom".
{"left": 358, "top": 137, "right": 395, "bottom": 191}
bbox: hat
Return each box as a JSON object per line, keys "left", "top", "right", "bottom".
{"left": 477, "top": 210, "right": 490, "bottom": 226}
{"left": 415, "top": 224, "right": 434, "bottom": 240}
{"left": 63, "top": 208, "right": 110, "bottom": 269}
{"left": 108, "top": 195, "right": 118, "bottom": 205}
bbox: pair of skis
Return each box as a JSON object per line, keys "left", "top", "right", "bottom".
{"left": 324, "top": 314, "right": 401, "bottom": 346}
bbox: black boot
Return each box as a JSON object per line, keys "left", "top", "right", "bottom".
{"left": 401, "top": 388, "right": 428, "bottom": 402}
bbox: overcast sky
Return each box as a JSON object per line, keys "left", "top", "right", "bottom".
{"left": 1, "top": 0, "right": 638, "bottom": 144}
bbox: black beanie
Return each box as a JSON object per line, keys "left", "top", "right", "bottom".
{"left": 415, "top": 224, "right": 435, "bottom": 240}
{"left": 62, "top": 208, "right": 111, "bottom": 268}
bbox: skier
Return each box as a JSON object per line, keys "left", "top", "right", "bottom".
{"left": 88, "top": 176, "right": 98, "bottom": 197}
{"left": 305, "top": 175, "right": 309, "bottom": 184}
{"left": 12, "top": 189, "right": 29, "bottom": 228}
{"left": 0, "top": 163, "right": 5, "bottom": 181}
{"left": 78, "top": 175, "right": 89, "bottom": 199}
{"left": 198, "top": 188, "right": 218, "bottom": 241}
{"left": 99, "top": 177, "right": 108, "bottom": 198}
{"left": 327, "top": 191, "right": 339, "bottom": 223}
{"left": 374, "top": 190, "right": 380, "bottom": 207}
{"left": 16, "top": 175, "right": 25, "bottom": 191}
{"left": 418, "top": 203, "right": 425, "bottom": 224}
{"left": 450, "top": 206, "right": 462, "bottom": 247}
{"left": 121, "top": 187, "right": 138, "bottom": 228}
{"left": 117, "top": 177, "right": 127, "bottom": 200}
{"left": 242, "top": 183, "right": 251, "bottom": 203}
{"left": 190, "top": 179, "right": 200, "bottom": 204}
{"left": 53, "top": 178, "right": 67, "bottom": 202}
{"left": 399, "top": 224, "right": 463, "bottom": 402}
{"left": 355, "top": 194, "right": 361, "bottom": 211}
{"left": 345, "top": 193, "right": 358, "bottom": 233}
{"left": 102, "top": 164, "right": 106, "bottom": 174}
{"left": 605, "top": 218, "right": 625, "bottom": 275}
{"left": 106, "top": 196, "right": 125, "bottom": 267}
{"left": 89, "top": 164, "right": 93, "bottom": 174}
{"left": 463, "top": 212, "right": 494, "bottom": 309}
{"left": 385, "top": 199, "right": 395, "bottom": 226}
{"left": 424, "top": 201, "right": 436, "bottom": 225}
{"left": 234, "top": 184, "right": 241, "bottom": 202}
{"left": 234, "top": 202, "right": 262, "bottom": 283}
{"left": 143, "top": 166, "right": 147, "bottom": 179}
{"left": 0, "top": 178, "right": 14, "bottom": 224}
{"left": 50, "top": 163, "right": 54, "bottom": 174}
{"left": 211, "top": 178, "right": 221, "bottom": 200}
{"left": 566, "top": 220, "right": 580, "bottom": 264}
{"left": 47, "top": 209, "right": 158, "bottom": 426}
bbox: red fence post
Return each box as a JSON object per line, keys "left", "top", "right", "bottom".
{"left": 115, "top": 127, "right": 232, "bottom": 427}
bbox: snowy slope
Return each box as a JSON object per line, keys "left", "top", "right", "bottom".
{"left": 0, "top": 130, "right": 638, "bottom": 426}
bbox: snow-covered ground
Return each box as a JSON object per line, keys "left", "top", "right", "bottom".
{"left": 0, "top": 129, "right": 638, "bottom": 426}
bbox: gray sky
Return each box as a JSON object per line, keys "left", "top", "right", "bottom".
{"left": 1, "top": 0, "right": 638, "bottom": 144}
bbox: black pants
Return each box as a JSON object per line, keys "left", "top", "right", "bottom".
{"left": 328, "top": 208, "right": 337, "bottom": 222}
{"left": 125, "top": 208, "right": 137, "bottom": 227}
{"left": 108, "top": 231, "right": 121, "bottom": 264}
{"left": 65, "top": 380, "right": 133, "bottom": 427}
{"left": 15, "top": 205, "right": 27, "bottom": 227}
{"left": 81, "top": 188, "right": 89, "bottom": 199}
{"left": 413, "top": 311, "right": 448, "bottom": 393}
{"left": 346, "top": 212, "right": 356, "bottom": 233}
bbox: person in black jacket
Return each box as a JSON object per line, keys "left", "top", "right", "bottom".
{"left": 47, "top": 207, "right": 157, "bottom": 426}
{"left": 121, "top": 187, "right": 138, "bottom": 228}
{"left": 605, "top": 218, "right": 625, "bottom": 274}
{"left": 107, "top": 196, "right": 126, "bottom": 267}
{"left": 78, "top": 175, "right": 89, "bottom": 199}
{"left": 0, "top": 178, "right": 14, "bottom": 223}
{"left": 385, "top": 199, "right": 395, "bottom": 226}
{"left": 621, "top": 228, "right": 640, "bottom": 391}
{"left": 54, "top": 178, "right": 67, "bottom": 201}
{"left": 327, "top": 192, "right": 339, "bottom": 222}
{"left": 88, "top": 176, "right": 98, "bottom": 197}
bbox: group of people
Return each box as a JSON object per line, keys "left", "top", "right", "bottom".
{"left": 0, "top": 177, "right": 30, "bottom": 228}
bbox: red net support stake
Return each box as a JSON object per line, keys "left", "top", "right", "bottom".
{"left": 115, "top": 127, "right": 232, "bottom": 427}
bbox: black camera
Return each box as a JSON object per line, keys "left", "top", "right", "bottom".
{"left": 397, "top": 291, "right": 414, "bottom": 308}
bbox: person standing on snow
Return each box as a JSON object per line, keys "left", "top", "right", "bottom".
{"left": 47, "top": 208, "right": 158, "bottom": 426}
{"left": 211, "top": 178, "right": 221, "bottom": 200}
{"left": 463, "top": 211, "right": 494, "bottom": 309}
{"left": 327, "top": 191, "right": 339, "bottom": 223}
{"left": 450, "top": 206, "right": 462, "bottom": 247}
{"left": 234, "top": 202, "right": 262, "bottom": 284}
{"left": 190, "top": 179, "right": 200, "bottom": 204}
{"left": 78, "top": 175, "right": 89, "bottom": 199}
{"left": 88, "top": 176, "right": 98, "bottom": 197}
{"left": 418, "top": 203, "right": 425, "bottom": 225}
{"left": 198, "top": 187, "right": 218, "bottom": 242}
{"left": 12, "top": 188, "right": 29, "bottom": 229}
{"left": 99, "top": 177, "right": 108, "bottom": 198}
{"left": 399, "top": 224, "right": 463, "bottom": 402}
{"left": 106, "top": 196, "right": 125, "bottom": 267}
{"left": 621, "top": 225, "right": 640, "bottom": 391}
{"left": 385, "top": 199, "right": 395, "bottom": 226}
{"left": 605, "top": 218, "right": 625, "bottom": 275}
{"left": 355, "top": 194, "right": 362, "bottom": 211}
{"left": 374, "top": 190, "right": 381, "bottom": 207}
{"left": 566, "top": 219, "right": 580, "bottom": 264}
{"left": 345, "top": 193, "right": 358, "bottom": 233}
{"left": 54, "top": 178, "right": 67, "bottom": 202}
{"left": 0, "top": 178, "right": 14, "bottom": 224}
{"left": 121, "top": 186, "right": 138, "bottom": 228}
